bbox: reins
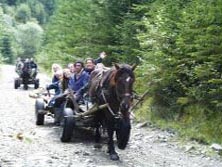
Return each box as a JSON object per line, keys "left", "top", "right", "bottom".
{"left": 101, "top": 89, "right": 116, "bottom": 116}
{"left": 100, "top": 67, "right": 133, "bottom": 118}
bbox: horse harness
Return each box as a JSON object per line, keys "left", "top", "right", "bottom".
{"left": 95, "top": 68, "right": 130, "bottom": 118}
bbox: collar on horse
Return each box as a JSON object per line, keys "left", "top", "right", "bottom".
{"left": 98, "top": 66, "right": 134, "bottom": 118}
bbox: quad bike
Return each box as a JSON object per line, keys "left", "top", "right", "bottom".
{"left": 14, "top": 75, "right": 39, "bottom": 90}
{"left": 14, "top": 61, "right": 39, "bottom": 90}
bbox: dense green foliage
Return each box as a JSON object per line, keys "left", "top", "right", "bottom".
{"left": 38, "top": 0, "right": 143, "bottom": 68}
{"left": 135, "top": 0, "right": 222, "bottom": 115}
{"left": 1, "top": 35, "right": 13, "bottom": 63}
{"left": 135, "top": 0, "right": 222, "bottom": 143}
{"left": 0, "top": 7, "right": 7, "bottom": 63}
{"left": 0, "top": 0, "right": 56, "bottom": 63}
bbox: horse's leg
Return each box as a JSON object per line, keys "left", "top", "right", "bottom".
{"left": 107, "top": 122, "right": 119, "bottom": 160}
{"left": 94, "top": 123, "right": 102, "bottom": 148}
{"left": 94, "top": 115, "right": 102, "bottom": 148}
{"left": 95, "top": 126, "right": 101, "bottom": 143}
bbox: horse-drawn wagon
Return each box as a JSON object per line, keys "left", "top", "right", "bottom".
{"left": 63, "top": 64, "right": 136, "bottom": 160}
{"left": 34, "top": 63, "right": 136, "bottom": 160}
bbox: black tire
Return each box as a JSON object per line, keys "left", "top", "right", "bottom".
{"left": 34, "top": 79, "right": 39, "bottom": 89}
{"left": 18, "top": 79, "right": 21, "bottom": 87}
{"left": 35, "top": 98, "right": 45, "bottom": 125}
{"left": 24, "top": 83, "right": 28, "bottom": 90}
{"left": 14, "top": 79, "right": 19, "bottom": 89}
{"left": 61, "top": 108, "right": 75, "bottom": 142}
{"left": 116, "top": 118, "right": 131, "bottom": 150}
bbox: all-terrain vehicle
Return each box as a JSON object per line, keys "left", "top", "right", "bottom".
{"left": 14, "top": 58, "right": 39, "bottom": 90}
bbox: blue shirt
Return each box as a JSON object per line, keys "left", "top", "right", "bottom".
{"left": 47, "top": 81, "right": 61, "bottom": 95}
{"left": 68, "top": 71, "right": 89, "bottom": 93}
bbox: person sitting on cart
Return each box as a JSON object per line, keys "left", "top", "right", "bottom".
{"left": 67, "top": 63, "right": 76, "bottom": 78}
{"left": 46, "top": 69, "right": 63, "bottom": 96}
{"left": 84, "top": 51, "right": 107, "bottom": 75}
{"left": 45, "top": 63, "right": 63, "bottom": 95}
{"left": 68, "top": 60, "right": 90, "bottom": 103}
{"left": 49, "top": 61, "right": 89, "bottom": 125}
{"left": 51, "top": 63, "right": 62, "bottom": 83}
{"left": 46, "top": 68, "right": 72, "bottom": 125}
{"left": 76, "top": 52, "right": 108, "bottom": 104}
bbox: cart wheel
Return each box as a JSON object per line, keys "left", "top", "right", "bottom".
{"left": 34, "top": 79, "right": 39, "bottom": 89}
{"left": 35, "top": 98, "right": 45, "bottom": 125}
{"left": 61, "top": 108, "right": 75, "bottom": 142}
{"left": 14, "top": 78, "right": 19, "bottom": 89}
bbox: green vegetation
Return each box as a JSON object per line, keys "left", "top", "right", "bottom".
{"left": 134, "top": 0, "right": 222, "bottom": 144}
{"left": 1, "top": 0, "right": 222, "bottom": 144}
{"left": 38, "top": 0, "right": 142, "bottom": 68}
{"left": 136, "top": 99, "right": 222, "bottom": 144}
{"left": 0, "top": 0, "right": 56, "bottom": 63}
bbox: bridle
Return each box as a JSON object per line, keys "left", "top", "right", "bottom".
{"left": 101, "top": 67, "right": 134, "bottom": 117}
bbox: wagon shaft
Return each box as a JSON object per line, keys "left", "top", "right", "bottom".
{"left": 80, "top": 103, "right": 108, "bottom": 117}
{"left": 65, "top": 103, "right": 108, "bottom": 119}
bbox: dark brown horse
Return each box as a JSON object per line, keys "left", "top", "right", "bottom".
{"left": 89, "top": 63, "right": 136, "bottom": 160}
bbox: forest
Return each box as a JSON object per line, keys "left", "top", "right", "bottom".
{"left": 0, "top": 0, "right": 222, "bottom": 144}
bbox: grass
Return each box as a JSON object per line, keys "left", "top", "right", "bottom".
{"left": 134, "top": 98, "right": 222, "bottom": 145}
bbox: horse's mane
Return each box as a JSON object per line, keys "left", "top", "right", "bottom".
{"left": 101, "top": 64, "right": 134, "bottom": 88}
{"left": 115, "top": 64, "right": 135, "bottom": 81}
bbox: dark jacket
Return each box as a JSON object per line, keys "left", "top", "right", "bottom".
{"left": 68, "top": 71, "right": 89, "bottom": 93}
{"left": 84, "top": 57, "right": 103, "bottom": 75}
{"left": 52, "top": 75, "right": 59, "bottom": 83}
{"left": 47, "top": 81, "right": 61, "bottom": 95}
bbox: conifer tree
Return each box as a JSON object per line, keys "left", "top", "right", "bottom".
{"left": 1, "top": 35, "right": 14, "bottom": 64}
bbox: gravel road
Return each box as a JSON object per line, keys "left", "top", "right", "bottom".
{"left": 0, "top": 64, "right": 222, "bottom": 167}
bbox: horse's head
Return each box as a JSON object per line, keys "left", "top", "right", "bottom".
{"left": 114, "top": 64, "right": 136, "bottom": 114}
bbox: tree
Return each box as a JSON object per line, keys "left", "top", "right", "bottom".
{"left": 135, "top": 0, "right": 222, "bottom": 116}
{"left": 39, "top": 0, "right": 145, "bottom": 68}
{"left": 6, "top": 0, "right": 17, "bottom": 6}
{"left": 15, "top": 22, "right": 43, "bottom": 58}
{"left": 1, "top": 35, "right": 14, "bottom": 63}
{"left": 175, "top": 0, "right": 222, "bottom": 110}
{"left": 27, "top": 1, "right": 47, "bottom": 24}
{"left": 39, "top": 0, "right": 111, "bottom": 67}
{"left": 15, "top": 3, "right": 31, "bottom": 23}
{"left": 0, "top": 7, "right": 4, "bottom": 63}
{"left": 0, "top": 7, "right": 4, "bottom": 37}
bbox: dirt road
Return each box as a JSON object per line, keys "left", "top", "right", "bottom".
{"left": 0, "top": 64, "right": 222, "bottom": 167}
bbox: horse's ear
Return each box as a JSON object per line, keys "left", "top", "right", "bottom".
{"left": 131, "top": 64, "right": 137, "bottom": 71}
{"left": 115, "top": 63, "right": 120, "bottom": 70}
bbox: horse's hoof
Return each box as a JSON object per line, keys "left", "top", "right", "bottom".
{"left": 110, "top": 153, "right": 119, "bottom": 161}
